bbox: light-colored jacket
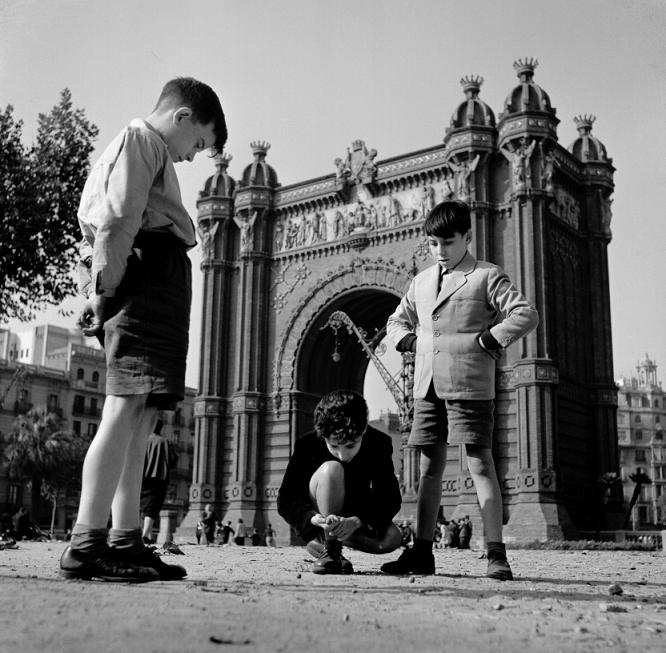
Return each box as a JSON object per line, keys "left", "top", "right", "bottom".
{"left": 386, "top": 252, "right": 539, "bottom": 400}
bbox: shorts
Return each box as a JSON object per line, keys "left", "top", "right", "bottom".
{"left": 98, "top": 232, "right": 192, "bottom": 410}
{"left": 408, "top": 382, "right": 494, "bottom": 448}
{"left": 140, "top": 478, "right": 168, "bottom": 519}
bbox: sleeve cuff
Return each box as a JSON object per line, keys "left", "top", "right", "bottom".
{"left": 396, "top": 334, "right": 417, "bottom": 352}
{"left": 478, "top": 329, "right": 501, "bottom": 351}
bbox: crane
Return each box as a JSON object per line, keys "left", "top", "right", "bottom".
{"left": 0, "top": 365, "right": 28, "bottom": 411}
{"left": 321, "top": 310, "right": 414, "bottom": 430}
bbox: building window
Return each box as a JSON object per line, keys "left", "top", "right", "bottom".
{"left": 90, "top": 397, "right": 98, "bottom": 416}
{"left": 655, "top": 399, "right": 660, "bottom": 408}
{"left": 73, "top": 395, "right": 85, "bottom": 413}
{"left": 635, "top": 430, "right": 643, "bottom": 441}
{"left": 8, "top": 484, "right": 21, "bottom": 505}
{"left": 87, "top": 423, "right": 97, "bottom": 437}
{"left": 641, "top": 396, "right": 650, "bottom": 408}
{"left": 73, "top": 421, "right": 81, "bottom": 435}
{"left": 92, "top": 371, "right": 99, "bottom": 384}
{"left": 626, "top": 396, "right": 632, "bottom": 407}
{"left": 48, "top": 394, "right": 59, "bottom": 412}
{"left": 656, "top": 416, "right": 661, "bottom": 424}
{"left": 635, "top": 449, "right": 647, "bottom": 462}
{"left": 635, "top": 415, "right": 642, "bottom": 423}
{"left": 76, "top": 368, "right": 84, "bottom": 380}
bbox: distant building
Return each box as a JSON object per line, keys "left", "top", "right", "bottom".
{"left": 0, "top": 325, "right": 196, "bottom": 533}
{"left": 616, "top": 355, "right": 666, "bottom": 527}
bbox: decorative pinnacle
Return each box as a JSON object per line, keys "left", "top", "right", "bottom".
{"left": 513, "top": 57, "right": 538, "bottom": 81}
{"left": 573, "top": 114, "right": 596, "bottom": 134}
{"left": 460, "top": 75, "right": 483, "bottom": 98}
{"left": 214, "top": 151, "right": 232, "bottom": 170}
{"left": 250, "top": 140, "right": 271, "bottom": 158}
{"left": 351, "top": 139, "right": 365, "bottom": 151}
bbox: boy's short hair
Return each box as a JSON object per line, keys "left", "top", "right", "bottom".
{"left": 424, "top": 200, "right": 471, "bottom": 238}
{"left": 313, "top": 389, "right": 368, "bottom": 444}
{"left": 156, "top": 77, "right": 228, "bottom": 154}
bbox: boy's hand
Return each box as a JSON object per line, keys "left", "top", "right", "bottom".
{"left": 78, "top": 295, "right": 108, "bottom": 337}
{"left": 324, "top": 515, "right": 362, "bottom": 540}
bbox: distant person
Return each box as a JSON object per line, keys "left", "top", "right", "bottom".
{"left": 459, "top": 516, "right": 472, "bottom": 549}
{"left": 59, "top": 77, "right": 227, "bottom": 582}
{"left": 140, "top": 420, "right": 176, "bottom": 544}
{"left": 278, "top": 389, "right": 402, "bottom": 574}
{"left": 234, "top": 519, "right": 249, "bottom": 546}
{"left": 201, "top": 505, "right": 218, "bottom": 545}
{"left": 13, "top": 507, "right": 31, "bottom": 540}
{"left": 264, "top": 523, "right": 277, "bottom": 547}
{"left": 219, "top": 521, "right": 235, "bottom": 545}
{"left": 380, "top": 200, "right": 538, "bottom": 580}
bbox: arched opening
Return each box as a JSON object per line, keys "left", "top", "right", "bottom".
{"left": 296, "top": 287, "right": 402, "bottom": 402}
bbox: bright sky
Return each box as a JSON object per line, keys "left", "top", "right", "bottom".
{"left": 1, "top": 0, "right": 665, "bottom": 416}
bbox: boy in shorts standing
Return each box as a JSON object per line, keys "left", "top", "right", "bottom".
{"left": 60, "top": 77, "right": 227, "bottom": 582}
{"left": 381, "top": 200, "right": 538, "bottom": 580}
{"left": 278, "top": 390, "right": 402, "bottom": 575}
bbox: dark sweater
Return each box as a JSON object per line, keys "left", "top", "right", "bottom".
{"left": 277, "top": 426, "right": 402, "bottom": 542}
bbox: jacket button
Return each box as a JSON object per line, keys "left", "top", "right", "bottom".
{"left": 434, "top": 331, "right": 440, "bottom": 337}
{"left": 432, "top": 315, "right": 439, "bottom": 321}
{"left": 433, "top": 349, "right": 440, "bottom": 354}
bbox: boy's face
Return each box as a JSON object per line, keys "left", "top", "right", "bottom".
{"left": 164, "top": 107, "right": 217, "bottom": 163}
{"left": 324, "top": 433, "right": 364, "bottom": 463}
{"left": 427, "top": 230, "right": 471, "bottom": 270}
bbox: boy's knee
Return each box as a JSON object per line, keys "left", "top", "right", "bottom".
{"left": 465, "top": 445, "right": 494, "bottom": 476}
{"left": 315, "top": 460, "right": 345, "bottom": 482}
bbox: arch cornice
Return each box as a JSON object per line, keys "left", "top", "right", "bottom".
{"left": 272, "top": 258, "right": 413, "bottom": 396}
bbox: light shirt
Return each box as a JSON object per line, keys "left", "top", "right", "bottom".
{"left": 77, "top": 119, "right": 196, "bottom": 297}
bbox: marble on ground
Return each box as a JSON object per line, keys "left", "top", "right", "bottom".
{"left": 1, "top": 541, "right": 665, "bottom": 653}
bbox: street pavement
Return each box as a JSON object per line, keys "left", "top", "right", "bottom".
{"left": 1, "top": 541, "right": 665, "bottom": 653}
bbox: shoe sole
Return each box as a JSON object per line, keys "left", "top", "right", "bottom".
{"left": 486, "top": 572, "right": 513, "bottom": 581}
{"left": 59, "top": 569, "right": 158, "bottom": 583}
{"left": 312, "top": 567, "right": 354, "bottom": 575}
{"left": 380, "top": 568, "right": 435, "bottom": 575}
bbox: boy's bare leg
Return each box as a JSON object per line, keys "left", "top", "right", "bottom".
{"left": 112, "top": 404, "right": 157, "bottom": 529}
{"left": 464, "top": 444, "right": 502, "bottom": 542}
{"left": 465, "top": 444, "right": 513, "bottom": 580}
{"left": 415, "top": 443, "right": 448, "bottom": 540}
{"left": 142, "top": 516, "right": 155, "bottom": 541}
{"left": 308, "top": 460, "right": 345, "bottom": 516}
{"left": 76, "top": 394, "right": 150, "bottom": 529}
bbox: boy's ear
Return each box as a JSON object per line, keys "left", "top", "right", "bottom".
{"left": 465, "top": 230, "right": 472, "bottom": 244}
{"left": 173, "top": 107, "right": 193, "bottom": 125}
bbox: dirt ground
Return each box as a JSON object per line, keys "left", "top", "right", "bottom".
{"left": 1, "top": 541, "right": 665, "bottom": 653}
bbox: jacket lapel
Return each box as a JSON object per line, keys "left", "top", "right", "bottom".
{"left": 433, "top": 252, "right": 477, "bottom": 310}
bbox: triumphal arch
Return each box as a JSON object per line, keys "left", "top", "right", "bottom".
{"left": 177, "top": 59, "right": 618, "bottom": 543}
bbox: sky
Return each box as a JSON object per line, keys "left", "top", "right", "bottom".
{"left": 1, "top": 0, "right": 665, "bottom": 417}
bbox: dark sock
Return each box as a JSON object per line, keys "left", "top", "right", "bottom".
{"left": 108, "top": 528, "right": 144, "bottom": 555}
{"left": 413, "top": 538, "right": 433, "bottom": 555}
{"left": 487, "top": 541, "right": 507, "bottom": 560}
{"left": 70, "top": 524, "right": 108, "bottom": 554}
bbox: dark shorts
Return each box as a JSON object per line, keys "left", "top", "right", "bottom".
{"left": 140, "top": 478, "right": 168, "bottom": 519}
{"left": 98, "top": 233, "right": 192, "bottom": 410}
{"left": 409, "top": 382, "right": 494, "bottom": 448}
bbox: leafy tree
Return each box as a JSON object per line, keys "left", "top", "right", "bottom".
{"left": 1, "top": 406, "right": 88, "bottom": 522}
{"left": 623, "top": 470, "right": 652, "bottom": 529}
{"left": 0, "top": 90, "right": 98, "bottom": 322}
{"left": 596, "top": 471, "right": 621, "bottom": 533}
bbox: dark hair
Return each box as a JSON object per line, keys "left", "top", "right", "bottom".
{"left": 424, "top": 200, "right": 471, "bottom": 238}
{"left": 155, "top": 77, "right": 228, "bottom": 154}
{"left": 313, "top": 389, "right": 368, "bottom": 444}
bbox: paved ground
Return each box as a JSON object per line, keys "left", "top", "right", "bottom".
{"left": 1, "top": 541, "right": 665, "bottom": 653}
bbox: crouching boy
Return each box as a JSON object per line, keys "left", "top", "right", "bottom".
{"left": 277, "top": 389, "right": 402, "bottom": 574}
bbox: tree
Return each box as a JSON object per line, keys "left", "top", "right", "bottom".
{"left": 623, "top": 471, "right": 653, "bottom": 530}
{"left": 596, "top": 471, "right": 621, "bottom": 534}
{"left": 1, "top": 406, "right": 88, "bottom": 522}
{"left": 0, "top": 90, "right": 98, "bottom": 322}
